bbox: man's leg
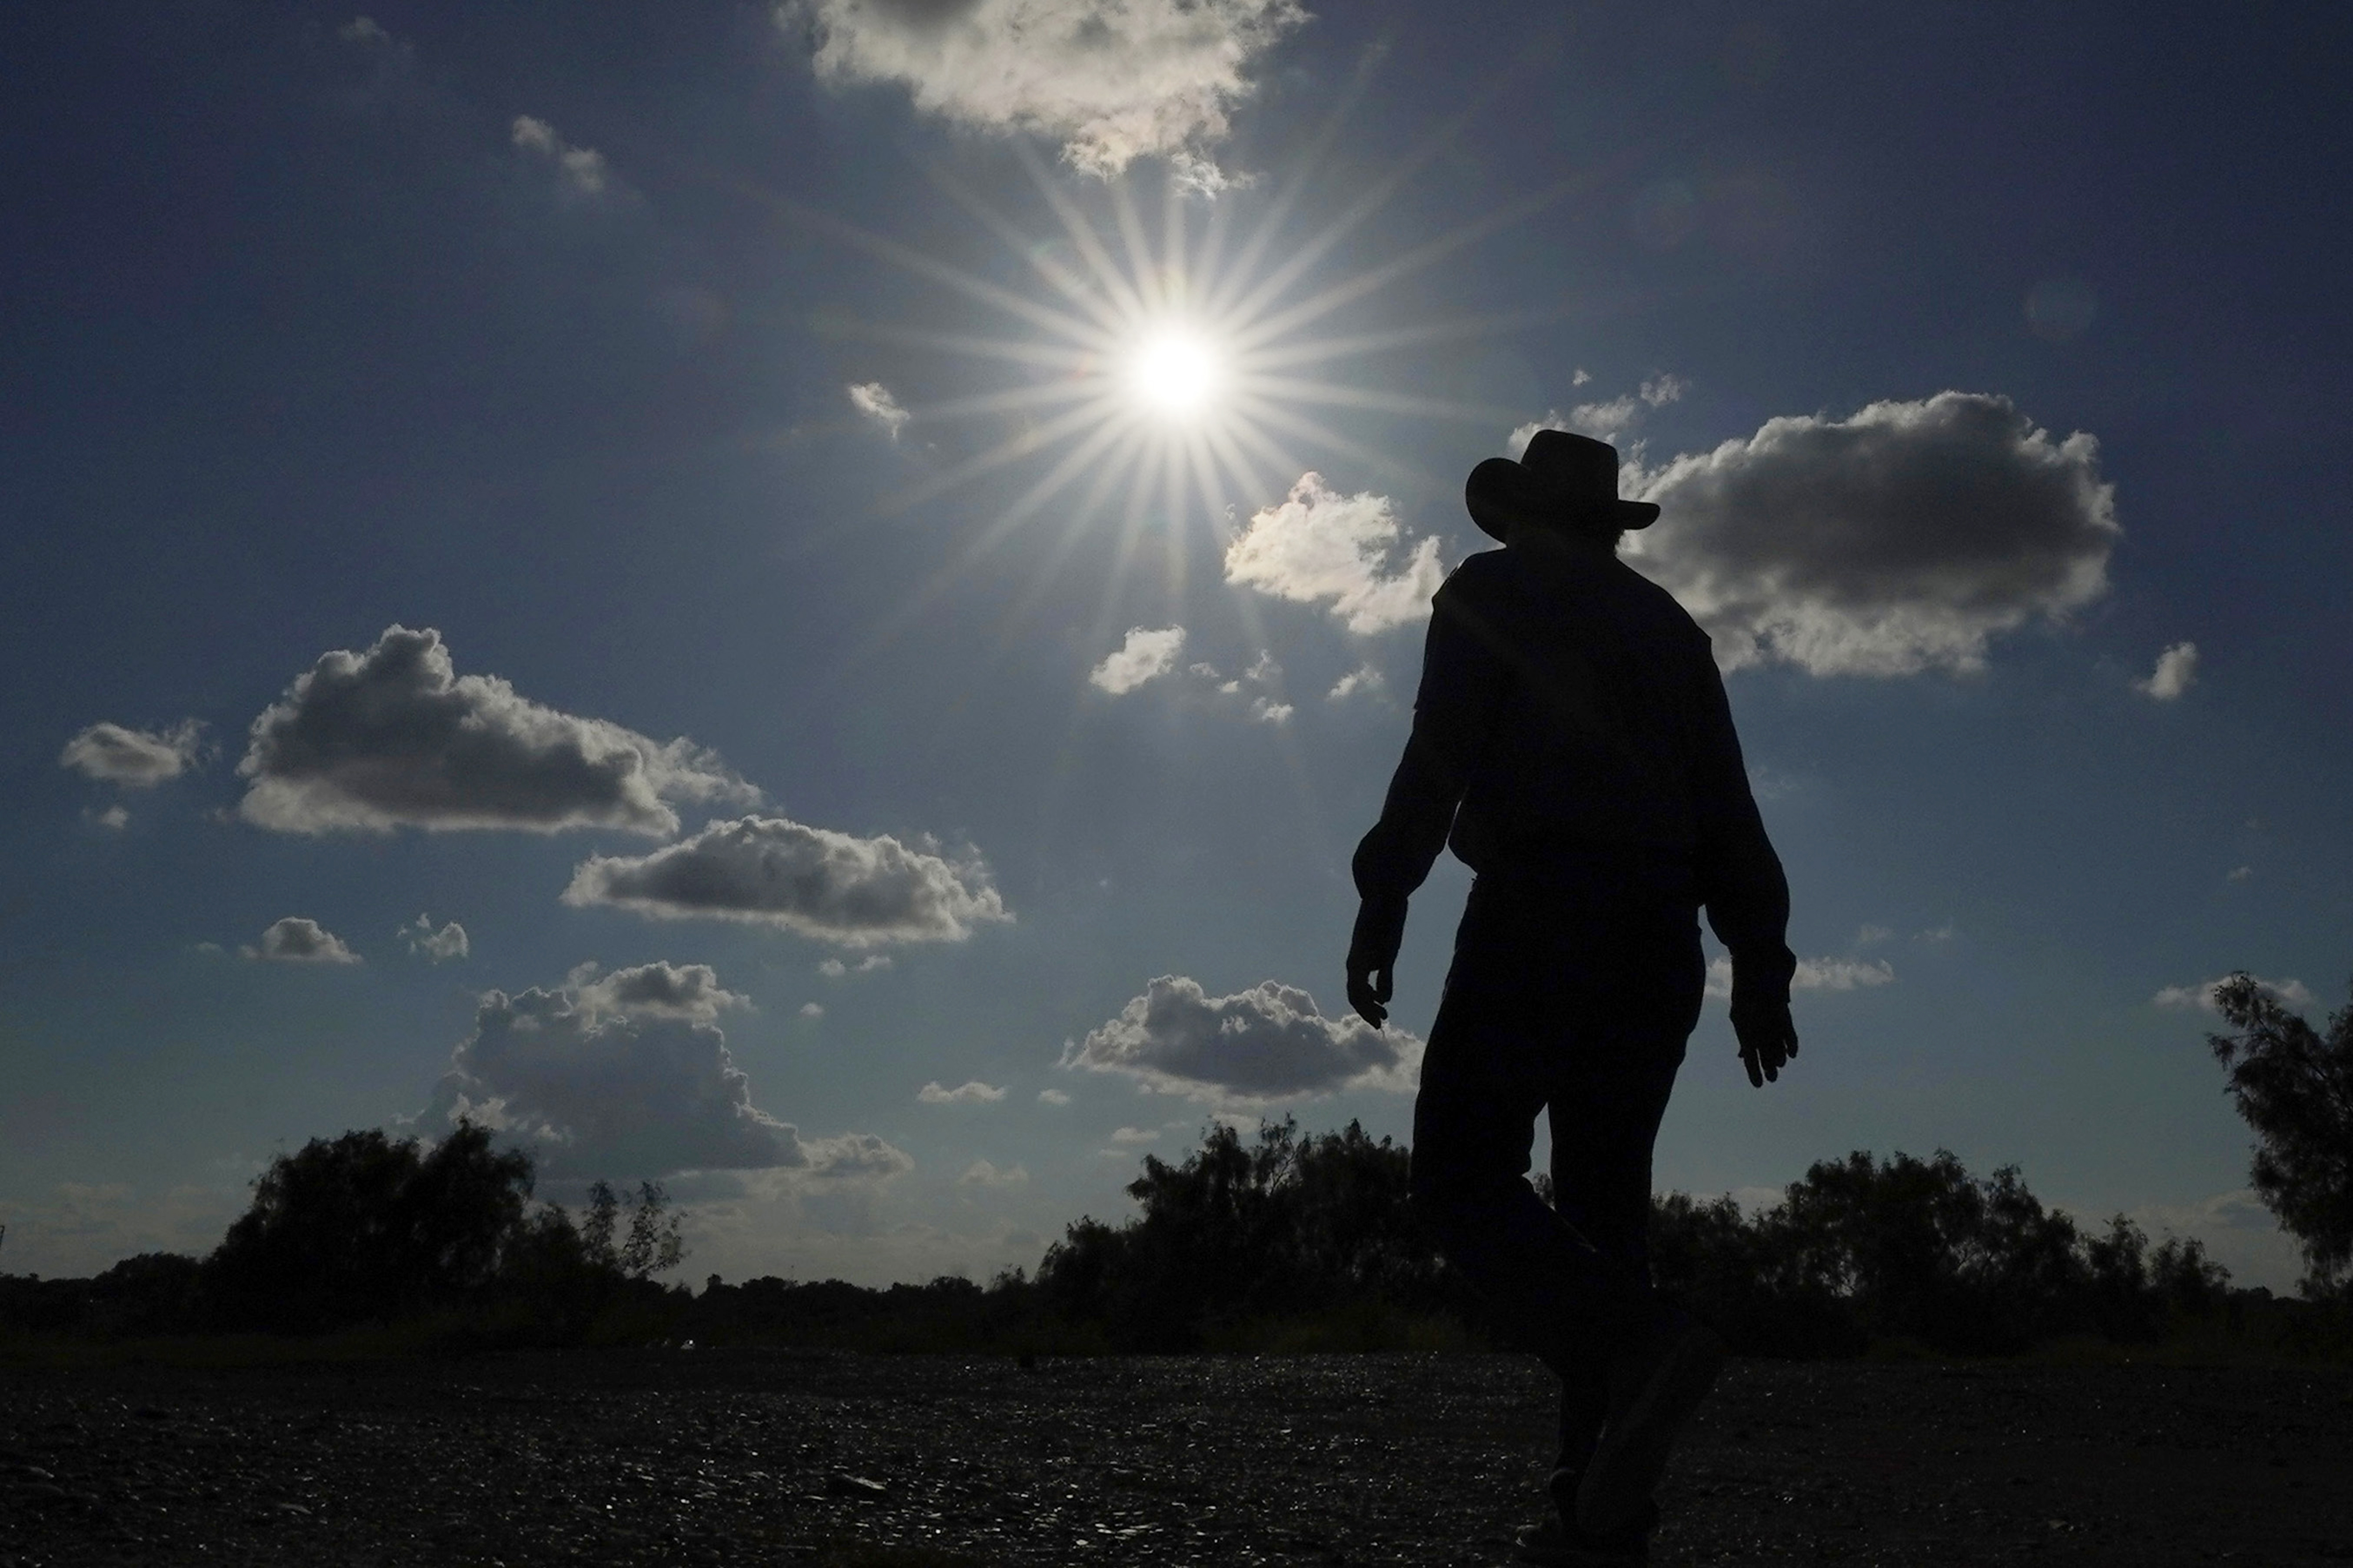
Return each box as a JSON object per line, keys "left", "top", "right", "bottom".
{"left": 1542, "top": 934, "right": 1699, "bottom": 1526}
{"left": 1407, "top": 884, "right": 1659, "bottom": 1374}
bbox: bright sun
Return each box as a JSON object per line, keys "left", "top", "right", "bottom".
{"left": 1128, "top": 327, "right": 1219, "bottom": 416}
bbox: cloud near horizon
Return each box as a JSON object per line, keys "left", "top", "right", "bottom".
{"left": 564, "top": 814, "right": 1011, "bottom": 947}
{"left": 424, "top": 960, "right": 908, "bottom": 1181}
{"left": 793, "top": 0, "right": 1305, "bottom": 183}
{"left": 60, "top": 719, "right": 207, "bottom": 787}
{"left": 2153, "top": 974, "right": 2314, "bottom": 1012}
{"left": 1624, "top": 392, "right": 2118, "bottom": 676}
{"left": 1706, "top": 954, "right": 1896, "bottom": 999}
{"left": 1063, "top": 975, "right": 1422, "bottom": 1103}
{"left": 237, "top": 626, "right": 756, "bottom": 836}
{"left": 1225, "top": 474, "right": 1446, "bottom": 635}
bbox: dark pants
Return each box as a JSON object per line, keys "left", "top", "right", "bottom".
{"left": 1409, "top": 872, "right": 1707, "bottom": 1494}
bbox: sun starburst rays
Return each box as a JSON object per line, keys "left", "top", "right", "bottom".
{"left": 784, "top": 85, "right": 1607, "bottom": 697}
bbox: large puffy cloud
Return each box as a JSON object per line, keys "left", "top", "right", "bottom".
{"left": 59, "top": 719, "right": 206, "bottom": 786}
{"left": 1089, "top": 626, "right": 1186, "bottom": 694}
{"left": 564, "top": 814, "right": 1011, "bottom": 947}
{"left": 423, "top": 961, "right": 907, "bottom": 1181}
{"left": 794, "top": 0, "right": 1305, "bottom": 182}
{"left": 1622, "top": 393, "right": 2118, "bottom": 675}
{"left": 1063, "top": 975, "right": 1422, "bottom": 1103}
{"left": 1224, "top": 474, "right": 1446, "bottom": 635}
{"left": 237, "top": 625, "right": 755, "bottom": 836}
{"left": 242, "top": 916, "right": 361, "bottom": 965}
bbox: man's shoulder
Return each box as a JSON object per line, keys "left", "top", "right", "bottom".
{"left": 1607, "top": 556, "right": 1712, "bottom": 645}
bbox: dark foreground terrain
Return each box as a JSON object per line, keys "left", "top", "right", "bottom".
{"left": 3, "top": 1350, "right": 2349, "bottom": 1567}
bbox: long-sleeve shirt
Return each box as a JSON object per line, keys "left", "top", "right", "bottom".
{"left": 1352, "top": 529, "right": 1795, "bottom": 987}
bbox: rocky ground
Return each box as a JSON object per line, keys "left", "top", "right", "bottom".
{"left": 3, "top": 1350, "right": 2349, "bottom": 1566}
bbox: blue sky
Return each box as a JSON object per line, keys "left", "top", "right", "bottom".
{"left": 5, "top": 2, "right": 2348, "bottom": 1291}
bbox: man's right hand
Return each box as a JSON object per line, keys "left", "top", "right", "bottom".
{"left": 1346, "top": 898, "right": 1407, "bottom": 1029}
{"left": 1730, "top": 987, "right": 1798, "bottom": 1088}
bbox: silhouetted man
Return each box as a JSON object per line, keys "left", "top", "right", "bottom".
{"left": 1346, "top": 430, "right": 1798, "bottom": 1566}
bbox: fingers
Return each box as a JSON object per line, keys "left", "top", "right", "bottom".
{"left": 1740, "top": 1043, "right": 1764, "bottom": 1088}
{"left": 1346, "top": 966, "right": 1389, "bottom": 1029}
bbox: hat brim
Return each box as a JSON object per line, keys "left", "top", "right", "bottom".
{"left": 1465, "top": 457, "right": 1660, "bottom": 542}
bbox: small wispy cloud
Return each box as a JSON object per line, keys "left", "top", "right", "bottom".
{"left": 848, "top": 380, "right": 910, "bottom": 440}
{"left": 958, "top": 1159, "right": 1029, "bottom": 1188}
{"left": 1089, "top": 626, "right": 1187, "bottom": 694}
{"left": 2153, "top": 974, "right": 2312, "bottom": 1012}
{"left": 918, "top": 1080, "right": 1008, "bottom": 1105}
{"left": 1037, "top": 1088, "right": 1071, "bottom": 1105}
{"left": 243, "top": 917, "right": 361, "bottom": 965}
{"left": 401, "top": 913, "right": 468, "bottom": 963}
{"left": 511, "top": 115, "right": 617, "bottom": 202}
{"left": 1706, "top": 955, "right": 1895, "bottom": 998}
{"left": 60, "top": 719, "right": 207, "bottom": 787}
{"left": 2136, "top": 641, "right": 2198, "bottom": 700}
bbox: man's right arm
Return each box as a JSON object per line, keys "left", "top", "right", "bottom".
{"left": 1687, "top": 649, "right": 1800, "bottom": 1085}
{"left": 1346, "top": 570, "right": 1509, "bottom": 1026}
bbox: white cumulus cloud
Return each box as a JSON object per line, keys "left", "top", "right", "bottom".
{"left": 793, "top": 0, "right": 1305, "bottom": 181}
{"left": 1623, "top": 392, "right": 2119, "bottom": 676}
{"left": 402, "top": 913, "right": 469, "bottom": 963}
{"left": 1224, "top": 474, "right": 1445, "bottom": 635}
{"left": 1063, "top": 974, "right": 1422, "bottom": 1103}
{"left": 848, "top": 380, "right": 910, "bottom": 439}
{"left": 243, "top": 917, "right": 361, "bottom": 965}
{"left": 1089, "top": 625, "right": 1187, "bottom": 694}
{"left": 237, "top": 625, "right": 754, "bottom": 837}
{"left": 60, "top": 719, "right": 207, "bottom": 787}
{"left": 918, "top": 1079, "right": 1007, "bottom": 1104}
{"left": 423, "top": 961, "right": 907, "bottom": 1181}
{"left": 2153, "top": 974, "right": 2314, "bottom": 1012}
{"left": 564, "top": 814, "right": 1010, "bottom": 947}
{"left": 2137, "top": 641, "right": 2198, "bottom": 700}
{"left": 1037, "top": 1087, "right": 1071, "bottom": 1105}
{"left": 959, "top": 1158, "right": 1029, "bottom": 1186}
{"left": 1327, "top": 665, "right": 1387, "bottom": 702}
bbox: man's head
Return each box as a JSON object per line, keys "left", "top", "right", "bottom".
{"left": 1466, "top": 430, "right": 1660, "bottom": 546}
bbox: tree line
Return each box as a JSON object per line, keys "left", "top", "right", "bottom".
{"left": 4, "top": 970, "right": 2347, "bottom": 1357}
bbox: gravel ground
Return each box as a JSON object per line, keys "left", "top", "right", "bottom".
{"left": 3, "top": 1350, "right": 2349, "bottom": 1566}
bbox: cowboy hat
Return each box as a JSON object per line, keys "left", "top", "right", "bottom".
{"left": 1465, "top": 429, "right": 1660, "bottom": 542}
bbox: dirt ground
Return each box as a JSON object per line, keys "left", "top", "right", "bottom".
{"left": 3, "top": 1350, "right": 2349, "bottom": 1566}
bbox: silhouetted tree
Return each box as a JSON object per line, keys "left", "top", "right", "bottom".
{"left": 2208, "top": 973, "right": 2353, "bottom": 1298}
{"left": 1037, "top": 1118, "right": 1448, "bottom": 1348}
{"left": 206, "top": 1121, "right": 533, "bottom": 1332}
